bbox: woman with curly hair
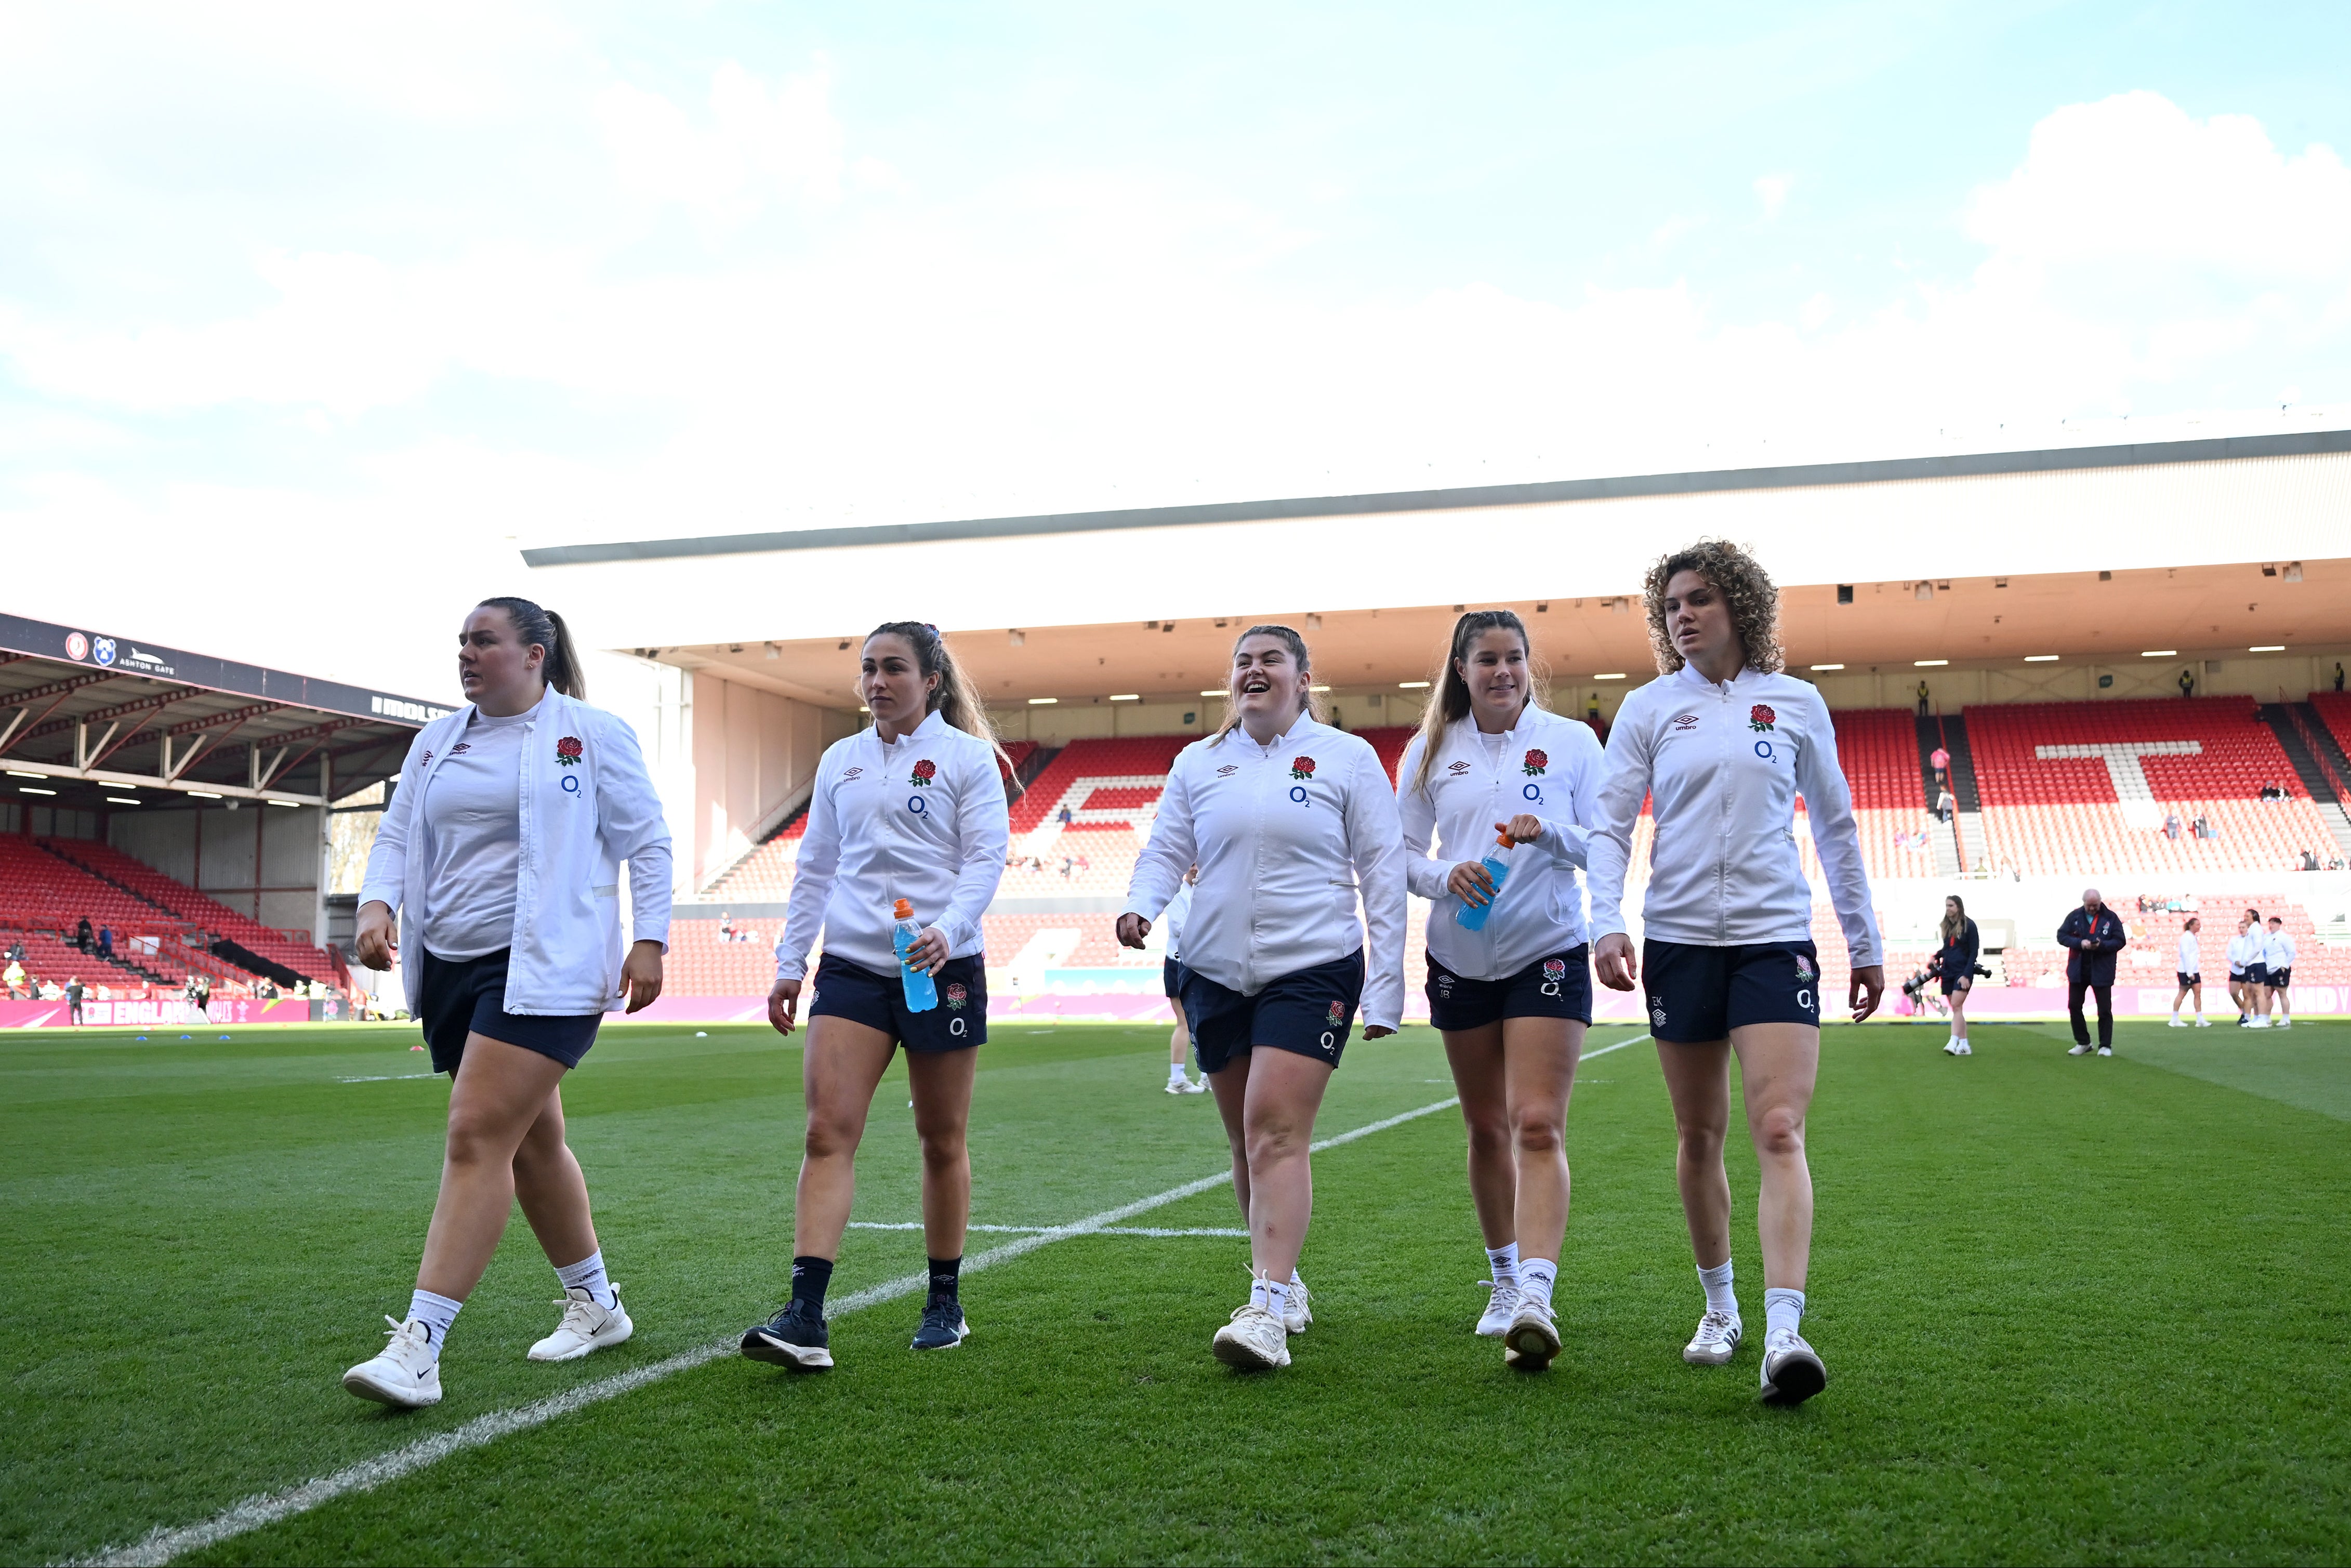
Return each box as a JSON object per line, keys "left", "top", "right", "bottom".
{"left": 1395, "top": 609, "right": 1604, "bottom": 1369}
{"left": 1584, "top": 540, "right": 1883, "bottom": 1406}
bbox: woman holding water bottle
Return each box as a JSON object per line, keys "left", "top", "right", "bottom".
{"left": 1395, "top": 610, "right": 1604, "bottom": 1371}
{"left": 1119, "top": 625, "right": 1408, "bottom": 1372}
{"left": 741, "top": 623, "right": 1011, "bottom": 1371}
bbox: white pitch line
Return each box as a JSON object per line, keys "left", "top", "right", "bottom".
{"left": 72, "top": 1092, "right": 1465, "bottom": 1568}
{"left": 849, "top": 1221, "right": 1250, "bottom": 1237}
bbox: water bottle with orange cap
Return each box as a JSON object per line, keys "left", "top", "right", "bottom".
{"left": 1453, "top": 826, "right": 1518, "bottom": 932}
{"left": 890, "top": 898, "right": 940, "bottom": 1011}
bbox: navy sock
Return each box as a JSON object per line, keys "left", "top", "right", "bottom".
{"left": 790, "top": 1255, "right": 834, "bottom": 1311}
{"left": 928, "top": 1256, "right": 961, "bottom": 1301}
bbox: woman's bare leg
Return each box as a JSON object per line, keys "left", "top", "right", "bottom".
{"left": 1238, "top": 1047, "right": 1336, "bottom": 1283}
{"left": 907, "top": 1048, "right": 978, "bottom": 1260}
{"left": 510, "top": 1084, "right": 598, "bottom": 1268}
{"left": 1729, "top": 1022, "right": 1820, "bottom": 1291}
{"left": 793, "top": 1016, "right": 897, "bottom": 1260}
{"left": 1502, "top": 1017, "right": 1581, "bottom": 1264}
{"left": 417, "top": 1035, "right": 573, "bottom": 1299}
{"left": 1653, "top": 1037, "right": 1734, "bottom": 1270}
{"left": 1442, "top": 1023, "right": 1514, "bottom": 1247}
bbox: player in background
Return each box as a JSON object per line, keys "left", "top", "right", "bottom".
{"left": 2257, "top": 915, "right": 2296, "bottom": 1030}
{"left": 345, "top": 597, "right": 672, "bottom": 1409}
{"left": 1120, "top": 625, "right": 1407, "bottom": 1372}
{"left": 1162, "top": 865, "right": 1205, "bottom": 1093}
{"left": 1587, "top": 541, "right": 1883, "bottom": 1407}
{"left": 2227, "top": 912, "right": 2261, "bottom": 1024}
{"left": 1396, "top": 609, "right": 1604, "bottom": 1371}
{"left": 742, "top": 624, "right": 1011, "bottom": 1370}
{"left": 1935, "top": 895, "right": 1979, "bottom": 1057}
{"left": 2169, "top": 916, "right": 2210, "bottom": 1027}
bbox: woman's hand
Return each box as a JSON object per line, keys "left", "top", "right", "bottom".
{"left": 354, "top": 901, "right": 397, "bottom": 971}
{"left": 1501, "top": 814, "right": 1544, "bottom": 845}
{"left": 1848, "top": 964, "right": 1885, "bottom": 1023}
{"left": 1446, "top": 861, "right": 1497, "bottom": 907}
{"left": 1116, "top": 913, "right": 1152, "bottom": 950}
{"left": 1594, "top": 931, "right": 1637, "bottom": 992}
{"left": 1363, "top": 1024, "right": 1396, "bottom": 1039}
{"left": 905, "top": 925, "right": 950, "bottom": 976}
{"left": 768, "top": 977, "right": 802, "bottom": 1035}
{"left": 619, "top": 939, "right": 664, "bottom": 1013}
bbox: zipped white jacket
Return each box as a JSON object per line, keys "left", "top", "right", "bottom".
{"left": 776, "top": 710, "right": 1009, "bottom": 983}
{"left": 362, "top": 690, "right": 674, "bottom": 1016}
{"left": 2226, "top": 932, "right": 2258, "bottom": 975}
{"left": 1125, "top": 715, "right": 1408, "bottom": 1030}
{"left": 1587, "top": 665, "right": 1881, "bottom": 966}
{"left": 2263, "top": 929, "right": 2297, "bottom": 972}
{"left": 2177, "top": 932, "right": 2201, "bottom": 974}
{"left": 1397, "top": 706, "right": 1605, "bottom": 981}
{"left": 1163, "top": 877, "right": 1195, "bottom": 961}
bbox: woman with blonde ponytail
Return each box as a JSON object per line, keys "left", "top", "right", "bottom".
{"left": 1395, "top": 609, "right": 1604, "bottom": 1371}
{"left": 1118, "top": 624, "right": 1407, "bottom": 1372}
{"left": 743, "top": 622, "right": 1010, "bottom": 1371}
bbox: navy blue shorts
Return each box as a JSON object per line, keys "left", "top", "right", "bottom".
{"left": 1164, "top": 956, "right": 1184, "bottom": 999}
{"left": 1642, "top": 939, "right": 1822, "bottom": 1044}
{"left": 2246, "top": 964, "right": 2270, "bottom": 986}
{"left": 809, "top": 952, "right": 987, "bottom": 1051}
{"left": 2267, "top": 967, "right": 2292, "bottom": 989}
{"left": 2177, "top": 971, "right": 2201, "bottom": 988}
{"left": 1180, "top": 951, "right": 1363, "bottom": 1075}
{"left": 1427, "top": 946, "right": 1592, "bottom": 1032}
{"left": 416, "top": 947, "right": 602, "bottom": 1075}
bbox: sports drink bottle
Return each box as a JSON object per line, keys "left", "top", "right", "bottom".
{"left": 1452, "top": 830, "right": 1517, "bottom": 931}
{"left": 892, "top": 898, "right": 939, "bottom": 1011}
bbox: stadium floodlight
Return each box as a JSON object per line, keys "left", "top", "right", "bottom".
{"left": 2250, "top": 645, "right": 2285, "bottom": 652}
{"left": 2140, "top": 650, "right": 2176, "bottom": 657}
{"left": 1108, "top": 694, "right": 1140, "bottom": 702}
{"left": 268, "top": 799, "right": 301, "bottom": 808}
{"left": 1914, "top": 659, "right": 1948, "bottom": 667}
{"left": 1200, "top": 689, "right": 1225, "bottom": 697}
{"left": 5, "top": 769, "right": 40, "bottom": 779}
{"left": 20, "top": 786, "right": 57, "bottom": 795}
{"left": 1310, "top": 684, "right": 1331, "bottom": 692}
{"left": 1810, "top": 663, "right": 1845, "bottom": 671}
{"left": 2024, "top": 655, "right": 2059, "bottom": 662}
{"left": 1593, "top": 673, "right": 1627, "bottom": 681}
{"left": 1398, "top": 680, "right": 1431, "bottom": 689}
{"left": 105, "top": 797, "right": 140, "bottom": 806}
{"left": 1027, "top": 697, "right": 1058, "bottom": 705}
{"left": 187, "top": 790, "right": 223, "bottom": 798}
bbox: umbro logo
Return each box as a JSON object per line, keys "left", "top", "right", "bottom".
{"left": 1447, "top": 760, "right": 1473, "bottom": 774}
{"left": 1671, "top": 714, "right": 1700, "bottom": 731}
{"left": 1216, "top": 765, "right": 1239, "bottom": 776}
{"left": 842, "top": 767, "right": 865, "bottom": 780}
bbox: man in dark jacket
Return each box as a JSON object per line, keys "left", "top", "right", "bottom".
{"left": 2058, "top": 888, "right": 2127, "bottom": 1056}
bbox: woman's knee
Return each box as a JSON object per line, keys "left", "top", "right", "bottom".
{"left": 802, "top": 1105, "right": 863, "bottom": 1160}
{"left": 1510, "top": 1103, "right": 1564, "bottom": 1156}
{"left": 444, "top": 1105, "right": 521, "bottom": 1167}
{"left": 917, "top": 1125, "right": 968, "bottom": 1168}
{"left": 1752, "top": 1103, "right": 1806, "bottom": 1161}
{"left": 1463, "top": 1108, "right": 1512, "bottom": 1159}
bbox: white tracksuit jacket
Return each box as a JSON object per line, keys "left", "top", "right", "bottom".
{"left": 776, "top": 710, "right": 1010, "bottom": 983}
{"left": 2263, "top": 929, "right": 2297, "bottom": 975}
{"left": 362, "top": 689, "right": 673, "bottom": 1016}
{"left": 1124, "top": 715, "right": 1409, "bottom": 1030}
{"left": 1396, "top": 706, "right": 1605, "bottom": 981}
{"left": 1586, "top": 664, "right": 1881, "bottom": 966}
{"left": 2227, "top": 931, "right": 2259, "bottom": 976}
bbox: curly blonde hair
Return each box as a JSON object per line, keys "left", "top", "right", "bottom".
{"left": 1642, "top": 539, "right": 1785, "bottom": 675}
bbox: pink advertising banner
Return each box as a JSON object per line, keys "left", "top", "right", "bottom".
{"left": 0, "top": 998, "right": 321, "bottom": 1029}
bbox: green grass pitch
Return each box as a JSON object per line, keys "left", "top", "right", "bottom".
{"left": 6, "top": 1016, "right": 2349, "bottom": 1565}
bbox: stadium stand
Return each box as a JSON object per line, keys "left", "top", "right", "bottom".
{"left": 0, "top": 837, "right": 262, "bottom": 993}
{"left": 40, "top": 838, "right": 340, "bottom": 984}
{"left": 1964, "top": 699, "right": 2342, "bottom": 877}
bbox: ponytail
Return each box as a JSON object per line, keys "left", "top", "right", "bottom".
{"left": 1407, "top": 610, "right": 1545, "bottom": 797}
{"left": 1209, "top": 624, "right": 1324, "bottom": 745}
{"left": 1940, "top": 894, "right": 1967, "bottom": 948}
{"left": 865, "top": 621, "right": 1013, "bottom": 775}
{"left": 478, "top": 596, "right": 587, "bottom": 702}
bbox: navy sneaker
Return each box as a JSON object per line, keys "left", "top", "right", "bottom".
{"left": 910, "top": 1294, "right": 969, "bottom": 1351}
{"left": 741, "top": 1300, "right": 833, "bottom": 1372}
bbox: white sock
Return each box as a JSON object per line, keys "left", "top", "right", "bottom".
{"left": 554, "top": 1250, "right": 617, "bottom": 1309}
{"left": 1485, "top": 1241, "right": 1520, "bottom": 1286}
{"left": 407, "top": 1288, "right": 463, "bottom": 1355}
{"left": 1249, "top": 1274, "right": 1272, "bottom": 1313}
{"left": 1168, "top": 1060, "right": 1188, "bottom": 1084}
{"left": 1697, "top": 1258, "right": 1737, "bottom": 1318}
{"left": 1263, "top": 1276, "right": 1290, "bottom": 1320}
{"left": 1764, "top": 1286, "right": 1805, "bottom": 1340}
{"left": 1520, "top": 1257, "right": 1558, "bottom": 1307}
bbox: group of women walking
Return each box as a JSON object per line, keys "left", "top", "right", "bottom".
{"left": 342, "top": 536, "right": 1882, "bottom": 1413}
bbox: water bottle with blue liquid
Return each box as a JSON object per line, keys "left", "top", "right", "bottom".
{"left": 891, "top": 898, "right": 940, "bottom": 1011}
{"left": 1453, "top": 829, "right": 1518, "bottom": 932}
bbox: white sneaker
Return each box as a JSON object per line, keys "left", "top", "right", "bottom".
{"left": 344, "top": 1316, "right": 444, "bottom": 1408}
{"left": 2247, "top": 1018, "right": 2270, "bottom": 1030}
{"left": 1942, "top": 1039, "right": 1961, "bottom": 1055}
{"left": 1212, "top": 1303, "right": 1291, "bottom": 1370}
{"left": 2194, "top": 1017, "right": 2211, "bottom": 1027}
{"left": 528, "top": 1286, "right": 634, "bottom": 1362}
{"left": 2067, "top": 1043, "right": 2093, "bottom": 1055}
{"left": 1282, "top": 1272, "right": 1312, "bottom": 1334}
{"left": 1180, "top": 1077, "right": 1207, "bottom": 1093}
{"left": 2276, "top": 1019, "right": 2292, "bottom": 1030}
{"left": 1683, "top": 1309, "right": 1742, "bottom": 1366}
{"left": 2168, "top": 1017, "right": 2188, "bottom": 1028}
{"left": 1953, "top": 1040, "right": 1972, "bottom": 1056}
{"left": 1502, "top": 1297, "right": 1560, "bottom": 1370}
{"left": 1476, "top": 1280, "right": 1523, "bottom": 1337}
{"left": 1164, "top": 1079, "right": 1188, "bottom": 1094}
{"left": 2096, "top": 1045, "right": 2113, "bottom": 1057}
{"left": 1758, "top": 1327, "right": 1827, "bottom": 1405}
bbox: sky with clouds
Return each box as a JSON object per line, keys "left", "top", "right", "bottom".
{"left": 3, "top": 2, "right": 2349, "bottom": 694}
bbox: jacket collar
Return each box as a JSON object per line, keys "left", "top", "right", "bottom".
{"left": 871, "top": 709, "right": 946, "bottom": 747}
{"left": 1672, "top": 662, "right": 1756, "bottom": 696}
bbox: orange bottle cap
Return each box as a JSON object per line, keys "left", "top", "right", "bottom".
{"left": 1496, "top": 829, "right": 1515, "bottom": 848}
{"left": 893, "top": 898, "right": 914, "bottom": 919}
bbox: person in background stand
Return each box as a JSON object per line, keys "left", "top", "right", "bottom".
{"left": 2177, "top": 667, "right": 2195, "bottom": 699}
{"left": 97, "top": 925, "right": 113, "bottom": 960}
{"left": 1161, "top": 865, "right": 1205, "bottom": 1094}
{"left": 1916, "top": 680, "right": 1931, "bottom": 718}
{"left": 1929, "top": 743, "right": 1949, "bottom": 790}
{"left": 2058, "top": 889, "right": 2125, "bottom": 1056}
{"left": 67, "top": 976, "right": 85, "bottom": 1025}
{"left": 76, "top": 915, "right": 93, "bottom": 953}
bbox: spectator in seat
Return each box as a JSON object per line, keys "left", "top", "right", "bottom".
{"left": 719, "top": 911, "right": 735, "bottom": 943}
{"left": 76, "top": 915, "right": 93, "bottom": 952}
{"left": 67, "top": 976, "right": 85, "bottom": 1025}
{"left": 2164, "top": 813, "right": 2182, "bottom": 840}
{"left": 96, "top": 925, "right": 112, "bottom": 960}
{"left": 2057, "top": 888, "right": 2125, "bottom": 1057}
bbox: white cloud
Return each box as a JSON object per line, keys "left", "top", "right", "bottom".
{"left": 1754, "top": 173, "right": 1793, "bottom": 220}
{"left": 597, "top": 61, "right": 848, "bottom": 223}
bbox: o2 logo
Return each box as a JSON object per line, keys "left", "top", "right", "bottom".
{"left": 1523, "top": 783, "right": 1544, "bottom": 804}
{"left": 561, "top": 774, "right": 580, "bottom": 794}
{"left": 907, "top": 794, "right": 929, "bottom": 816}
{"left": 1289, "top": 786, "right": 1310, "bottom": 806}
{"left": 948, "top": 1014, "right": 967, "bottom": 1037}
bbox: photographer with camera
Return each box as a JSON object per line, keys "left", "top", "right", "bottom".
{"left": 1931, "top": 895, "right": 1982, "bottom": 1057}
